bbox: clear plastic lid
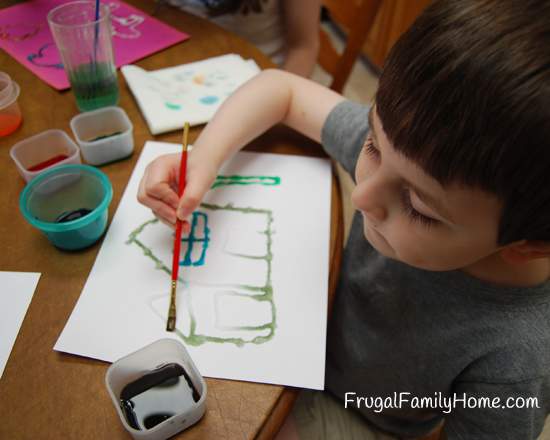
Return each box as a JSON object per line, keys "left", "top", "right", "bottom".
{"left": 0, "top": 72, "right": 20, "bottom": 109}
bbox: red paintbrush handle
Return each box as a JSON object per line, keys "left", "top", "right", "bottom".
{"left": 171, "top": 150, "right": 188, "bottom": 281}
{"left": 172, "top": 222, "right": 183, "bottom": 282}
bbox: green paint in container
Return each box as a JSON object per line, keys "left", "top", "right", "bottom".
{"left": 69, "top": 62, "right": 119, "bottom": 112}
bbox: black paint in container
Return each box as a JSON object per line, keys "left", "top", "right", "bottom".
{"left": 105, "top": 338, "right": 207, "bottom": 439}
{"left": 120, "top": 363, "right": 201, "bottom": 431}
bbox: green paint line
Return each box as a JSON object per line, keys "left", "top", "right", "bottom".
{"left": 175, "top": 327, "right": 273, "bottom": 347}
{"left": 224, "top": 323, "right": 274, "bottom": 332}
{"left": 127, "top": 198, "right": 277, "bottom": 347}
{"left": 126, "top": 218, "right": 184, "bottom": 281}
{"left": 211, "top": 175, "right": 280, "bottom": 189}
{"left": 174, "top": 202, "right": 276, "bottom": 347}
{"left": 227, "top": 253, "right": 269, "bottom": 260}
{"left": 126, "top": 218, "right": 172, "bottom": 277}
{"left": 200, "top": 202, "right": 272, "bottom": 215}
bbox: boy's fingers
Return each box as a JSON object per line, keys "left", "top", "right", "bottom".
{"left": 137, "top": 153, "right": 200, "bottom": 228}
{"left": 154, "top": 212, "right": 176, "bottom": 230}
{"left": 153, "top": 214, "right": 191, "bottom": 234}
{"left": 146, "top": 183, "right": 179, "bottom": 209}
{"left": 177, "top": 193, "right": 200, "bottom": 220}
{"left": 182, "top": 221, "right": 191, "bottom": 234}
{"left": 144, "top": 163, "right": 180, "bottom": 208}
{"left": 177, "top": 177, "right": 213, "bottom": 219}
{"left": 137, "top": 181, "right": 174, "bottom": 222}
{"left": 137, "top": 174, "right": 150, "bottom": 206}
{"left": 137, "top": 168, "right": 177, "bottom": 211}
{"left": 146, "top": 198, "right": 177, "bottom": 225}
{"left": 140, "top": 154, "right": 181, "bottom": 207}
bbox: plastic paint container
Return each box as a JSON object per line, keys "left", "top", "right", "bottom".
{"left": 0, "top": 72, "right": 22, "bottom": 137}
{"left": 106, "top": 339, "right": 207, "bottom": 440}
{"left": 10, "top": 129, "right": 81, "bottom": 182}
{"left": 70, "top": 106, "right": 134, "bottom": 165}
{"left": 19, "top": 164, "right": 113, "bottom": 250}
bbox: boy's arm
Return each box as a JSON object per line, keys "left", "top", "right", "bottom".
{"left": 192, "top": 68, "right": 344, "bottom": 170}
{"left": 138, "top": 69, "right": 345, "bottom": 225}
{"left": 280, "top": 0, "right": 320, "bottom": 77}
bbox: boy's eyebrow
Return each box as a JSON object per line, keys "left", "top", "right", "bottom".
{"left": 368, "top": 106, "right": 454, "bottom": 223}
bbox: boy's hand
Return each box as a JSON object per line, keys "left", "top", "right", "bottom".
{"left": 137, "top": 151, "right": 218, "bottom": 230}
{"left": 138, "top": 69, "right": 343, "bottom": 228}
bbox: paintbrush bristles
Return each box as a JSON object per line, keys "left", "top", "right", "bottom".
{"left": 166, "top": 316, "right": 176, "bottom": 332}
{"left": 166, "top": 281, "right": 177, "bottom": 331}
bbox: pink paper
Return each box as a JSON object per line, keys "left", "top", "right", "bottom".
{"left": 0, "top": 0, "right": 189, "bottom": 90}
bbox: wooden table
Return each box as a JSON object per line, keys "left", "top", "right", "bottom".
{"left": 0, "top": 1, "right": 343, "bottom": 438}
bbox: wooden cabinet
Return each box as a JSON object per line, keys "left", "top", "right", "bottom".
{"left": 363, "top": 0, "right": 432, "bottom": 69}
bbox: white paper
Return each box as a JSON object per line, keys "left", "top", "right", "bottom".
{"left": 55, "top": 141, "right": 332, "bottom": 389}
{"left": 121, "top": 54, "right": 261, "bottom": 134}
{"left": 0, "top": 271, "right": 41, "bottom": 379}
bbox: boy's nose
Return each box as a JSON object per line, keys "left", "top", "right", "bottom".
{"left": 364, "top": 206, "right": 387, "bottom": 224}
{"left": 351, "top": 178, "right": 389, "bottom": 224}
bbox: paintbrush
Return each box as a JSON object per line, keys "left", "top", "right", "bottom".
{"left": 93, "top": 0, "right": 100, "bottom": 51}
{"left": 167, "top": 122, "right": 190, "bottom": 332}
{"left": 91, "top": 0, "right": 100, "bottom": 100}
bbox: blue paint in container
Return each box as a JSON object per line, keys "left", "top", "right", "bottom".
{"left": 19, "top": 164, "right": 113, "bottom": 250}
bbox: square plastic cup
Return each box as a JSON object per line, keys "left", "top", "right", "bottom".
{"left": 0, "top": 71, "right": 23, "bottom": 137}
{"left": 105, "top": 339, "right": 207, "bottom": 440}
{"left": 48, "top": 1, "right": 119, "bottom": 112}
{"left": 19, "top": 164, "right": 113, "bottom": 250}
{"left": 10, "top": 129, "right": 81, "bottom": 182}
{"left": 70, "top": 106, "right": 134, "bottom": 165}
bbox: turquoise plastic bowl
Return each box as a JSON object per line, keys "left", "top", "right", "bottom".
{"left": 20, "top": 164, "right": 113, "bottom": 250}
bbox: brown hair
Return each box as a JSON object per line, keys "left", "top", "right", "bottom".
{"left": 376, "top": 0, "right": 550, "bottom": 245}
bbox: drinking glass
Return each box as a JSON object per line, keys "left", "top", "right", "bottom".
{"left": 48, "top": 1, "right": 119, "bottom": 112}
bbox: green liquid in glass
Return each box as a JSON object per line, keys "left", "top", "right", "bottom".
{"left": 69, "top": 62, "right": 119, "bottom": 112}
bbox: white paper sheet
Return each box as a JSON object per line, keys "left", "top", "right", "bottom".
{"left": 122, "top": 54, "right": 261, "bottom": 134}
{"left": 55, "top": 141, "right": 332, "bottom": 389}
{"left": 0, "top": 271, "right": 41, "bottom": 379}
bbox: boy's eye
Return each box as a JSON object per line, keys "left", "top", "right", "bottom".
{"left": 363, "top": 137, "right": 380, "bottom": 158}
{"left": 401, "top": 188, "right": 438, "bottom": 228}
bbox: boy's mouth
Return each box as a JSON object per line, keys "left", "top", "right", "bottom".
{"left": 361, "top": 212, "right": 392, "bottom": 251}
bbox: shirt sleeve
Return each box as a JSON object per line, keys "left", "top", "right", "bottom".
{"left": 321, "top": 100, "right": 371, "bottom": 178}
{"left": 443, "top": 379, "right": 550, "bottom": 440}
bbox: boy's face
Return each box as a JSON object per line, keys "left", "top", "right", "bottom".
{"left": 352, "top": 107, "right": 503, "bottom": 271}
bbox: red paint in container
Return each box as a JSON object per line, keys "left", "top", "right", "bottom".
{"left": 0, "top": 113, "right": 22, "bottom": 137}
{"left": 27, "top": 154, "right": 69, "bottom": 172}
{"left": 0, "top": 72, "right": 22, "bottom": 137}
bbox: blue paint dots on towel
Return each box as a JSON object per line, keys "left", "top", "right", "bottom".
{"left": 199, "top": 95, "right": 219, "bottom": 105}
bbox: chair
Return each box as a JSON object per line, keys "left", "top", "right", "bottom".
{"left": 318, "top": 0, "right": 382, "bottom": 93}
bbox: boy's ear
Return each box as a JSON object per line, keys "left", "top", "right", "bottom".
{"left": 500, "top": 240, "right": 550, "bottom": 264}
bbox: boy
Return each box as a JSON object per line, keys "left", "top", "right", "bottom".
{"left": 138, "top": 0, "right": 550, "bottom": 438}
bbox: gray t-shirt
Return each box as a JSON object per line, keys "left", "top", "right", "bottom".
{"left": 321, "top": 101, "right": 550, "bottom": 439}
